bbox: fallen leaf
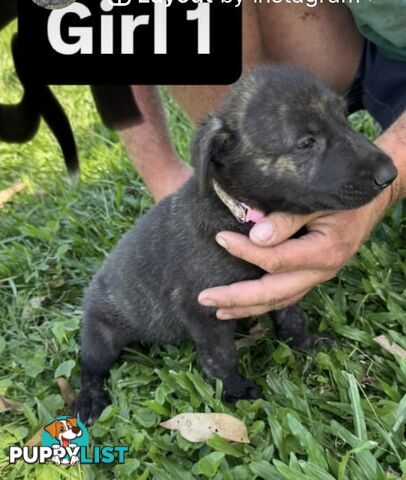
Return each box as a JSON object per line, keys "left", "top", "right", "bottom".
{"left": 25, "top": 430, "right": 42, "bottom": 447}
{"left": 236, "top": 322, "right": 265, "bottom": 350}
{"left": 0, "top": 180, "right": 25, "bottom": 208}
{"left": 160, "top": 413, "right": 250, "bottom": 443}
{"left": 56, "top": 377, "right": 76, "bottom": 409}
{"left": 374, "top": 335, "right": 406, "bottom": 360}
{"left": 0, "top": 396, "right": 22, "bottom": 413}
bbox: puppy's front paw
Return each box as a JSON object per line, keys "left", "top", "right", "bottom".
{"left": 224, "top": 377, "right": 262, "bottom": 403}
{"left": 74, "top": 387, "right": 109, "bottom": 426}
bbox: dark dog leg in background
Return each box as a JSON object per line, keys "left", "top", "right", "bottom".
{"left": 0, "top": 0, "right": 16, "bottom": 31}
{"left": 11, "top": 35, "right": 80, "bottom": 175}
{"left": 0, "top": 26, "right": 79, "bottom": 173}
{"left": 91, "top": 86, "right": 143, "bottom": 131}
{"left": 0, "top": 5, "right": 41, "bottom": 144}
{"left": 0, "top": 2, "right": 143, "bottom": 174}
{"left": 0, "top": 0, "right": 79, "bottom": 175}
{"left": 183, "top": 314, "right": 262, "bottom": 402}
{"left": 0, "top": 87, "right": 40, "bottom": 143}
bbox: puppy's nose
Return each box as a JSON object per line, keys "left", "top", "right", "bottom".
{"left": 72, "top": 427, "right": 80, "bottom": 434}
{"left": 373, "top": 162, "right": 398, "bottom": 188}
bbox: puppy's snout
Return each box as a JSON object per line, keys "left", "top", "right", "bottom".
{"left": 372, "top": 160, "right": 398, "bottom": 189}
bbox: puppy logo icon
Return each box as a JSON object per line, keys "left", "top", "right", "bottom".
{"left": 42, "top": 416, "right": 89, "bottom": 465}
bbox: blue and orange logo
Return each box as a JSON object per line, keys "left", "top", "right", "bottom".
{"left": 9, "top": 416, "right": 128, "bottom": 465}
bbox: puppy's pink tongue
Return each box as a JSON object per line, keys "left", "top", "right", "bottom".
{"left": 240, "top": 203, "right": 265, "bottom": 223}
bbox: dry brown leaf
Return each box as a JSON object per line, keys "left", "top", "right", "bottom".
{"left": 56, "top": 377, "right": 76, "bottom": 409}
{"left": 236, "top": 322, "right": 265, "bottom": 350}
{"left": 0, "top": 396, "right": 22, "bottom": 413}
{"left": 0, "top": 180, "right": 26, "bottom": 208}
{"left": 374, "top": 335, "right": 406, "bottom": 360}
{"left": 25, "top": 430, "right": 42, "bottom": 447}
{"left": 160, "top": 413, "right": 250, "bottom": 443}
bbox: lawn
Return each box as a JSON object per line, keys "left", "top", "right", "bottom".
{"left": 1, "top": 21, "right": 406, "bottom": 480}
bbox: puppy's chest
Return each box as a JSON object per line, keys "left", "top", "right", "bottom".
{"left": 152, "top": 192, "right": 264, "bottom": 289}
{"left": 178, "top": 232, "right": 264, "bottom": 290}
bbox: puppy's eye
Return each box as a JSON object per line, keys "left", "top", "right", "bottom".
{"left": 296, "top": 137, "right": 316, "bottom": 150}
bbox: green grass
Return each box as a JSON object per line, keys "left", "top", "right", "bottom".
{"left": 1, "top": 22, "right": 406, "bottom": 480}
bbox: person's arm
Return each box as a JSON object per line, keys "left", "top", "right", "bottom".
{"left": 198, "top": 113, "right": 406, "bottom": 319}
{"left": 121, "top": 86, "right": 192, "bottom": 202}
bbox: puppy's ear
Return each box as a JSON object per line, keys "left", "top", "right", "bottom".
{"left": 191, "top": 115, "right": 225, "bottom": 194}
{"left": 66, "top": 417, "right": 78, "bottom": 428}
{"left": 44, "top": 420, "right": 61, "bottom": 439}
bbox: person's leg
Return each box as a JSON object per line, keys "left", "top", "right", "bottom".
{"left": 120, "top": 86, "right": 193, "bottom": 202}
{"left": 168, "top": 2, "right": 267, "bottom": 122}
{"left": 257, "top": 2, "right": 363, "bottom": 94}
{"left": 169, "top": 3, "right": 364, "bottom": 123}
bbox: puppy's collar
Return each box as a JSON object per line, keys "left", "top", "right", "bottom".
{"left": 213, "top": 180, "right": 265, "bottom": 224}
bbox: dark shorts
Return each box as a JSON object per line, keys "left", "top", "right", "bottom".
{"left": 346, "top": 40, "right": 406, "bottom": 130}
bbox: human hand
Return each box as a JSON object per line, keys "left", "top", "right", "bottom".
{"left": 198, "top": 186, "right": 395, "bottom": 319}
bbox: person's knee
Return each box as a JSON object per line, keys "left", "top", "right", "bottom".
{"left": 167, "top": 1, "right": 267, "bottom": 123}
{"left": 241, "top": 1, "right": 267, "bottom": 70}
{"left": 256, "top": 3, "right": 363, "bottom": 93}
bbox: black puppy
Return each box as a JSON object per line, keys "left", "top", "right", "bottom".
{"left": 76, "top": 66, "right": 397, "bottom": 424}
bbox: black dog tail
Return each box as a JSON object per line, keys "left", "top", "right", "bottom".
{"left": 10, "top": 33, "right": 79, "bottom": 175}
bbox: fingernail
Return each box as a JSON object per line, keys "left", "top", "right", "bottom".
{"left": 217, "top": 310, "right": 234, "bottom": 320}
{"left": 199, "top": 297, "right": 217, "bottom": 307}
{"left": 216, "top": 235, "right": 229, "bottom": 250}
{"left": 251, "top": 222, "right": 274, "bottom": 243}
